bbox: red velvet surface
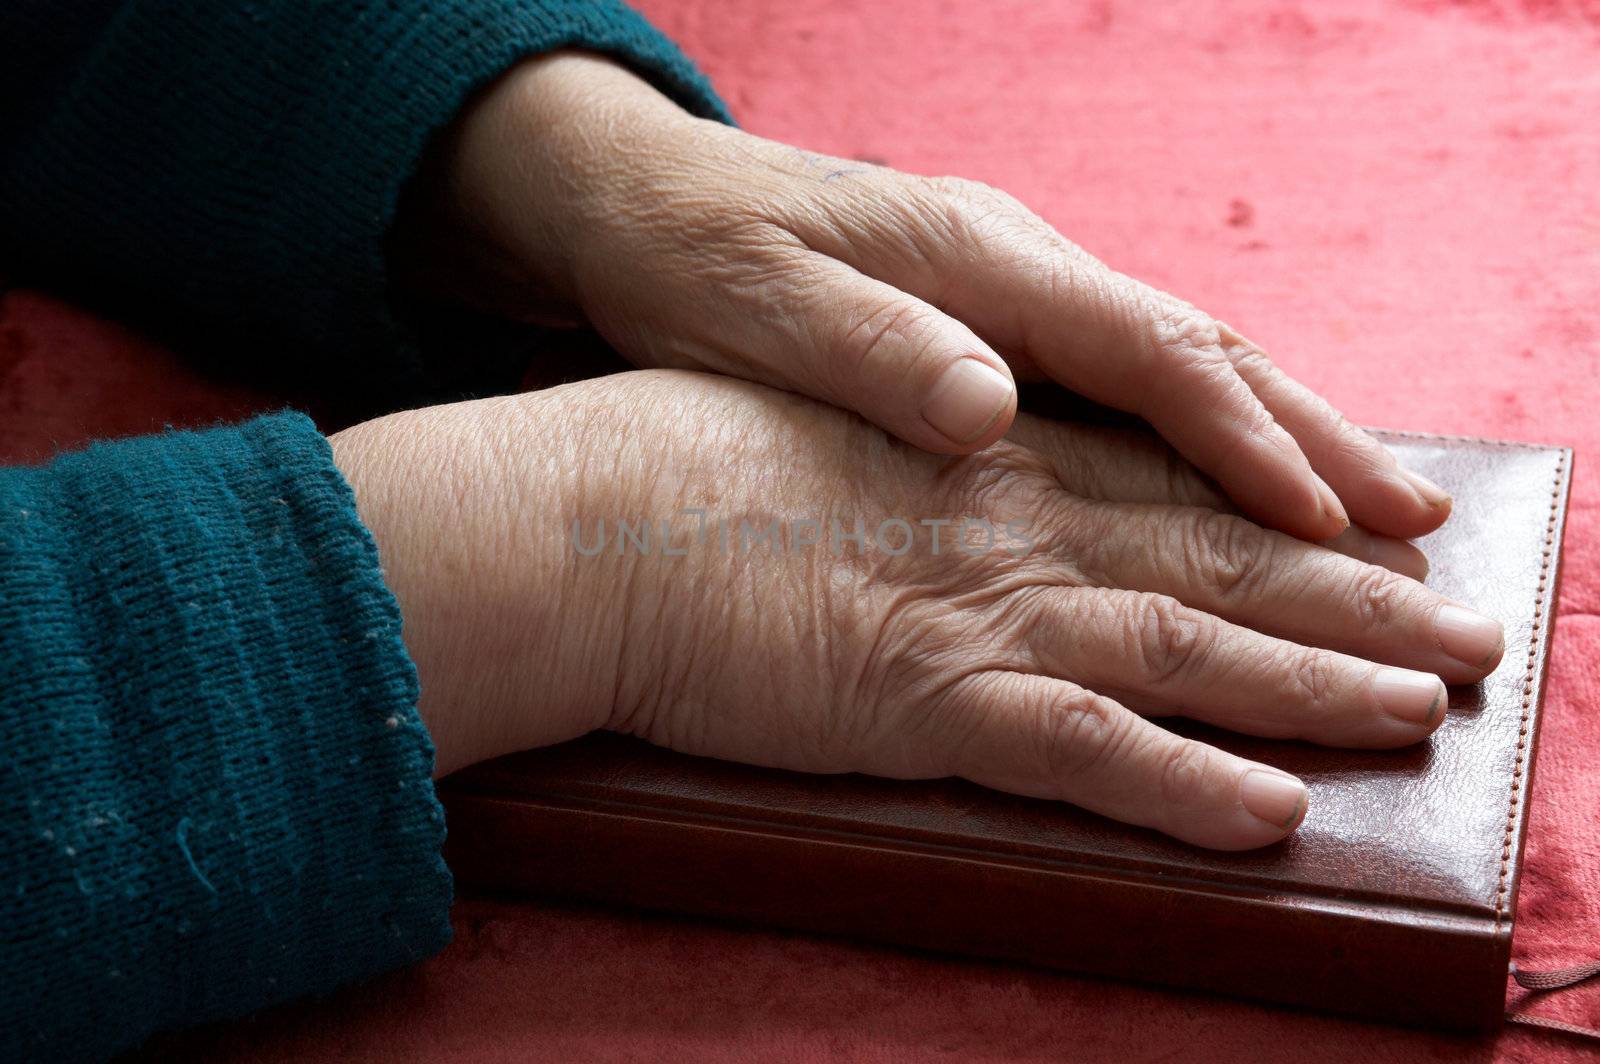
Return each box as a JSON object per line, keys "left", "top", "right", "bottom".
{"left": 5, "top": 0, "right": 1599, "bottom": 1059}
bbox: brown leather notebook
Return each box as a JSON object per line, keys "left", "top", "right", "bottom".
{"left": 438, "top": 431, "right": 1573, "bottom": 1032}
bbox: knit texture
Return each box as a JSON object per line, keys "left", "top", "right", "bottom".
{"left": 0, "top": 413, "right": 451, "bottom": 1063}
{"left": 0, "top": 0, "right": 731, "bottom": 412}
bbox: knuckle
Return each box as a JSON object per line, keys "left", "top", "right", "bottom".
{"left": 925, "top": 174, "right": 981, "bottom": 200}
{"left": 1282, "top": 649, "right": 1340, "bottom": 708}
{"left": 930, "top": 175, "right": 1015, "bottom": 211}
{"left": 921, "top": 175, "right": 1032, "bottom": 244}
{"left": 1044, "top": 253, "right": 1108, "bottom": 312}
{"left": 1034, "top": 688, "right": 1127, "bottom": 781}
{"left": 1156, "top": 740, "right": 1212, "bottom": 808}
{"left": 1228, "top": 344, "right": 1278, "bottom": 381}
{"left": 834, "top": 299, "right": 932, "bottom": 377}
{"left": 1349, "top": 565, "right": 1407, "bottom": 628}
{"left": 1186, "top": 512, "right": 1271, "bottom": 599}
{"left": 1127, "top": 297, "right": 1239, "bottom": 414}
{"left": 1147, "top": 300, "right": 1225, "bottom": 363}
{"left": 1128, "top": 592, "right": 1207, "bottom": 684}
{"left": 1326, "top": 416, "right": 1389, "bottom": 470}
{"left": 950, "top": 445, "right": 1062, "bottom": 522}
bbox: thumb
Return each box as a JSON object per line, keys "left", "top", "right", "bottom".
{"left": 789, "top": 259, "right": 1017, "bottom": 453}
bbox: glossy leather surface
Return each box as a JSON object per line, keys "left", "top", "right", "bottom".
{"left": 439, "top": 431, "right": 1573, "bottom": 1031}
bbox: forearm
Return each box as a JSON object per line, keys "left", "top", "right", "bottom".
{"left": 389, "top": 51, "right": 711, "bottom": 323}
{"left": 327, "top": 389, "right": 620, "bottom": 776}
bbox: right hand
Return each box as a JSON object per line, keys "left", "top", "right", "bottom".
{"left": 401, "top": 52, "right": 1455, "bottom": 544}
{"left": 329, "top": 370, "right": 1503, "bottom": 850}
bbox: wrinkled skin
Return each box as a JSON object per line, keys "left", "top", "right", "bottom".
{"left": 330, "top": 371, "right": 1500, "bottom": 851}
{"left": 396, "top": 53, "right": 1455, "bottom": 545}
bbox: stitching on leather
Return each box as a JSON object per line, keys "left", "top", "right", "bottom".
{"left": 1494, "top": 449, "right": 1567, "bottom": 935}
{"left": 1374, "top": 427, "right": 1560, "bottom": 451}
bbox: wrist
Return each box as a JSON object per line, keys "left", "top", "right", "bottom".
{"left": 390, "top": 50, "right": 697, "bottom": 324}
{"left": 328, "top": 393, "right": 625, "bottom": 774}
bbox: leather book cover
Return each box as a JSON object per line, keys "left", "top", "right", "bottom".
{"left": 438, "top": 431, "right": 1573, "bottom": 1031}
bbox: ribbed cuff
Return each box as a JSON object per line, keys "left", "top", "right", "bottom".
{"left": 0, "top": 413, "right": 451, "bottom": 1063}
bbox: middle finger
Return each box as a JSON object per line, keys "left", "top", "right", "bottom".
{"left": 1005, "top": 416, "right": 1430, "bottom": 580}
{"left": 1060, "top": 501, "right": 1503, "bottom": 684}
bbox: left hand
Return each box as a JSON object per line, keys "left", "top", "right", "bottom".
{"left": 331, "top": 369, "right": 1490, "bottom": 848}
{"left": 396, "top": 52, "right": 1452, "bottom": 544}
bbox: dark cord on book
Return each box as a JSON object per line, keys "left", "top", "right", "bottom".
{"left": 1506, "top": 959, "right": 1600, "bottom": 1042}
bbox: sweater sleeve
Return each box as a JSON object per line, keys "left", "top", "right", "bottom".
{"left": 0, "top": 413, "right": 452, "bottom": 1064}
{"left": 0, "top": 0, "right": 732, "bottom": 411}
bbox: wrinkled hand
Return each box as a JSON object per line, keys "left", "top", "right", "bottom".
{"left": 398, "top": 53, "right": 1453, "bottom": 544}
{"left": 329, "top": 370, "right": 1502, "bottom": 850}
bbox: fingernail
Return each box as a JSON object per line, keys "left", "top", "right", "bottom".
{"left": 1240, "top": 770, "right": 1308, "bottom": 830}
{"left": 1399, "top": 467, "right": 1452, "bottom": 511}
{"left": 1435, "top": 604, "right": 1504, "bottom": 670}
{"left": 1365, "top": 536, "right": 1429, "bottom": 581}
{"left": 1314, "top": 475, "right": 1349, "bottom": 531}
{"left": 1373, "top": 668, "right": 1447, "bottom": 725}
{"left": 922, "top": 358, "right": 1014, "bottom": 444}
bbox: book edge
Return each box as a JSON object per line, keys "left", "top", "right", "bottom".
{"left": 1494, "top": 445, "right": 1574, "bottom": 948}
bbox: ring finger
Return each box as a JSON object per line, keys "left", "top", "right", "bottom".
{"left": 1006, "top": 417, "right": 1429, "bottom": 580}
{"left": 1015, "top": 586, "right": 1446, "bottom": 746}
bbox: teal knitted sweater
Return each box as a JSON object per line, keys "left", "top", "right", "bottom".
{"left": 0, "top": 3, "right": 726, "bottom": 1061}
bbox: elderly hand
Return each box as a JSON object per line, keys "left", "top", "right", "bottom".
{"left": 329, "top": 370, "right": 1501, "bottom": 850}
{"left": 397, "top": 53, "right": 1453, "bottom": 545}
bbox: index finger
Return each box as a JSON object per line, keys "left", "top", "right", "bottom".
{"left": 813, "top": 179, "right": 1348, "bottom": 540}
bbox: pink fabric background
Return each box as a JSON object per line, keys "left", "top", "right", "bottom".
{"left": 3, "top": 0, "right": 1597, "bottom": 1059}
